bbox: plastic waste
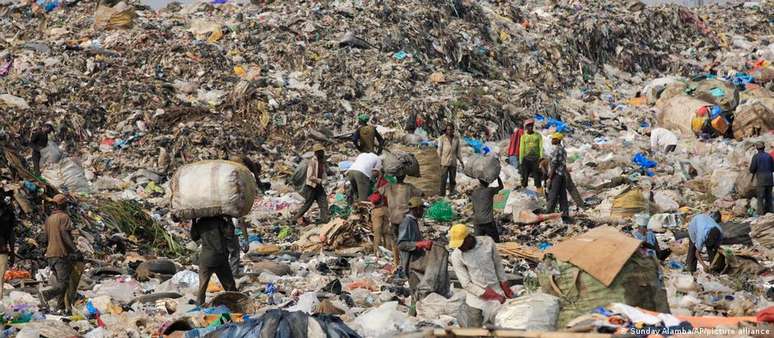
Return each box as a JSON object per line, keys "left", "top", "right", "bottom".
{"left": 352, "top": 302, "right": 415, "bottom": 337}
{"left": 426, "top": 199, "right": 455, "bottom": 222}
{"left": 494, "top": 292, "right": 560, "bottom": 331}
{"left": 286, "top": 292, "right": 319, "bottom": 314}
{"left": 416, "top": 292, "right": 464, "bottom": 320}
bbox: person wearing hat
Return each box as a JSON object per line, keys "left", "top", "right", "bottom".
{"left": 437, "top": 124, "right": 464, "bottom": 197}
{"left": 507, "top": 121, "right": 525, "bottom": 170}
{"left": 347, "top": 152, "right": 380, "bottom": 203}
{"left": 294, "top": 144, "right": 330, "bottom": 224}
{"left": 519, "top": 119, "right": 543, "bottom": 192}
{"left": 397, "top": 197, "right": 450, "bottom": 313}
{"left": 30, "top": 122, "right": 54, "bottom": 175}
{"left": 448, "top": 224, "right": 512, "bottom": 327}
{"left": 546, "top": 132, "right": 571, "bottom": 223}
{"left": 469, "top": 177, "right": 503, "bottom": 242}
{"left": 0, "top": 186, "right": 17, "bottom": 301}
{"left": 352, "top": 114, "right": 384, "bottom": 155}
{"left": 749, "top": 141, "right": 774, "bottom": 215}
{"left": 39, "top": 194, "right": 80, "bottom": 312}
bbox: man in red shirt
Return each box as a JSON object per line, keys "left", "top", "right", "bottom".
{"left": 507, "top": 121, "right": 525, "bottom": 170}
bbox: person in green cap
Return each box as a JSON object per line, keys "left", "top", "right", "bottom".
{"left": 353, "top": 114, "right": 384, "bottom": 154}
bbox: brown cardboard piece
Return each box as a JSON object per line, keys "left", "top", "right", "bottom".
{"left": 545, "top": 226, "right": 642, "bottom": 287}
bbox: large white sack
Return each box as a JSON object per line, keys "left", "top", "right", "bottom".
{"left": 656, "top": 95, "right": 711, "bottom": 136}
{"left": 494, "top": 292, "right": 560, "bottom": 331}
{"left": 42, "top": 157, "right": 90, "bottom": 193}
{"left": 171, "top": 160, "right": 256, "bottom": 220}
{"left": 463, "top": 154, "right": 500, "bottom": 183}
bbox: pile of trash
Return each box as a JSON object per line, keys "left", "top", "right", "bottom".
{"left": 0, "top": 0, "right": 773, "bottom": 337}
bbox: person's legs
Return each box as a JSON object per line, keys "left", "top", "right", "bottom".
{"left": 294, "top": 187, "right": 316, "bottom": 221}
{"left": 346, "top": 171, "right": 358, "bottom": 204}
{"left": 532, "top": 161, "right": 543, "bottom": 189}
{"left": 372, "top": 207, "right": 386, "bottom": 256}
{"left": 315, "top": 186, "right": 330, "bottom": 223}
{"left": 64, "top": 261, "right": 84, "bottom": 312}
{"left": 558, "top": 177, "right": 570, "bottom": 217}
{"left": 43, "top": 257, "right": 72, "bottom": 309}
{"left": 665, "top": 145, "right": 676, "bottom": 153}
{"left": 0, "top": 254, "right": 7, "bottom": 300}
{"left": 758, "top": 185, "right": 767, "bottom": 215}
{"left": 32, "top": 150, "right": 41, "bottom": 176}
{"left": 686, "top": 240, "right": 697, "bottom": 273}
{"left": 448, "top": 166, "right": 457, "bottom": 194}
{"left": 765, "top": 185, "right": 773, "bottom": 214}
{"left": 520, "top": 160, "right": 528, "bottom": 188}
{"left": 214, "top": 265, "right": 238, "bottom": 292}
{"left": 475, "top": 222, "right": 499, "bottom": 242}
{"left": 226, "top": 234, "right": 241, "bottom": 277}
{"left": 546, "top": 177, "right": 560, "bottom": 213}
{"left": 440, "top": 166, "right": 450, "bottom": 196}
{"left": 355, "top": 172, "right": 370, "bottom": 201}
{"left": 197, "top": 266, "right": 214, "bottom": 305}
{"left": 565, "top": 171, "right": 584, "bottom": 207}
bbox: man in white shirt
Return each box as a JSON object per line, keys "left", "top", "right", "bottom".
{"left": 448, "top": 224, "right": 513, "bottom": 327}
{"left": 646, "top": 127, "right": 678, "bottom": 153}
{"left": 347, "top": 152, "right": 380, "bottom": 202}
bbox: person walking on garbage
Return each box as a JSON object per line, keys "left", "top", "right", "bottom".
{"left": 686, "top": 212, "right": 724, "bottom": 273}
{"left": 368, "top": 165, "right": 399, "bottom": 266}
{"left": 749, "top": 141, "right": 774, "bottom": 215}
{"left": 546, "top": 133, "right": 571, "bottom": 223}
{"left": 646, "top": 127, "right": 678, "bottom": 154}
{"left": 347, "top": 152, "right": 380, "bottom": 203}
{"left": 507, "top": 123, "right": 524, "bottom": 170}
{"left": 437, "top": 124, "right": 464, "bottom": 197}
{"left": 352, "top": 114, "right": 384, "bottom": 154}
{"left": 191, "top": 216, "right": 238, "bottom": 305}
{"left": 294, "top": 144, "right": 330, "bottom": 224}
{"left": 0, "top": 187, "right": 16, "bottom": 301}
{"left": 519, "top": 120, "right": 543, "bottom": 192}
{"left": 470, "top": 177, "right": 503, "bottom": 242}
{"left": 448, "top": 224, "right": 513, "bottom": 328}
{"left": 397, "top": 197, "right": 450, "bottom": 315}
{"left": 30, "top": 122, "right": 54, "bottom": 176}
{"left": 39, "top": 194, "right": 80, "bottom": 313}
{"left": 379, "top": 174, "right": 423, "bottom": 273}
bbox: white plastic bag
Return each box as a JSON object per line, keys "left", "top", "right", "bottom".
{"left": 171, "top": 160, "right": 257, "bottom": 220}
{"left": 42, "top": 157, "right": 91, "bottom": 193}
{"left": 493, "top": 292, "right": 559, "bottom": 331}
{"left": 416, "top": 292, "right": 464, "bottom": 320}
{"left": 352, "top": 301, "right": 416, "bottom": 338}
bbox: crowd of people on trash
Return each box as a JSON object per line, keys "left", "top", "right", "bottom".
{"left": 0, "top": 115, "right": 772, "bottom": 327}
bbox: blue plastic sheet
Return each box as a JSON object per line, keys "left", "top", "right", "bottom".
{"left": 393, "top": 51, "right": 409, "bottom": 60}
{"left": 338, "top": 161, "right": 352, "bottom": 171}
{"left": 709, "top": 105, "right": 723, "bottom": 119}
{"left": 632, "top": 152, "right": 657, "bottom": 177}
{"left": 729, "top": 72, "right": 754, "bottom": 88}
{"left": 464, "top": 137, "right": 490, "bottom": 154}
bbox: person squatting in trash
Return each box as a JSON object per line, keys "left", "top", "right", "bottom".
{"left": 448, "top": 224, "right": 513, "bottom": 327}
{"left": 39, "top": 194, "right": 82, "bottom": 313}
{"left": 352, "top": 114, "right": 384, "bottom": 155}
{"left": 469, "top": 177, "right": 503, "bottom": 242}
{"left": 191, "top": 215, "right": 238, "bottom": 305}
{"left": 397, "top": 197, "right": 450, "bottom": 316}
{"left": 519, "top": 119, "right": 543, "bottom": 193}
{"left": 686, "top": 212, "right": 724, "bottom": 273}
{"left": 294, "top": 144, "right": 330, "bottom": 224}
{"left": 749, "top": 141, "right": 774, "bottom": 215}
{"left": 437, "top": 124, "right": 464, "bottom": 197}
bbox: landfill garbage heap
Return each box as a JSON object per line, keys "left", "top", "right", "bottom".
{"left": 0, "top": 0, "right": 774, "bottom": 337}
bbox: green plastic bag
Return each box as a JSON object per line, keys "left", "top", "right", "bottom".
{"left": 426, "top": 199, "right": 455, "bottom": 222}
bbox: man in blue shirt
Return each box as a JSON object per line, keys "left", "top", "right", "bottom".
{"left": 686, "top": 212, "right": 723, "bottom": 273}
{"left": 749, "top": 141, "right": 774, "bottom": 215}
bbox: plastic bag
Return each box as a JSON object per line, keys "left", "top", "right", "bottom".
{"left": 463, "top": 155, "right": 501, "bottom": 184}
{"left": 463, "top": 137, "right": 490, "bottom": 154}
{"left": 42, "top": 157, "right": 91, "bottom": 193}
{"left": 426, "top": 200, "right": 455, "bottom": 222}
{"left": 352, "top": 302, "right": 415, "bottom": 337}
{"left": 39, "top": 141, "right": 62, "bottom": 168}
{"left": 383, "top": 150, "right": 420, "bottom": 177}
{"left": 494, "top": 292, "right": 560, "bottom": 331}
{"left": 416, "top": 292, "right": 464, "bottom": 320}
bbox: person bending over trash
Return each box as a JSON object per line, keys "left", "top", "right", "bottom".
{"left": 397, "top": 197, "right": 449, "bottom": 316}
{"left": 449, "top": 224, "right": 513, "bottom": 327}
{"left": 347, "top": 152, "right": 380, "bottom": 203}
{"left": 191, "top": 215, "right": 238, "bottom": 305}
{"left": 686, "top": 212, "right": 724, "bottom": 273}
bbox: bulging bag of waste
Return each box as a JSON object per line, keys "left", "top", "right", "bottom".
{"left": 692, "top": 79, "right": 739, "bottom": 112}
{"left": 733, "top": 100, "right": 774, "bottom": 140}
{"left": 463, "top": 155, "right": 501, "bottom": 183}
{"left": 171, "top": 160, "right": 256, "bottom": 220}
{"left": 494, "top": 292, "right": 560, "bottom": 331}
{"left": 39, "top": 141, "right": 62, "bottom": 168}
{"left": 94, "top": 1, "right": 136, "bottom": 30}
{"left": 656, "top": 95, "right": 711, "bottom": 136}
{"left": 383, "top": 150, "right": 420, "bottom": 177}
{"left": 42, "top": 158, "right": 91, "bottom": 193}
{"left": 417, "top": 292, "right": 464, "bottom": 320}
{"left": 290, "top": 159, "right": 309, "bottom": 191}
{"left": 734, "top": 170, "right": 756, "bottom": 199}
